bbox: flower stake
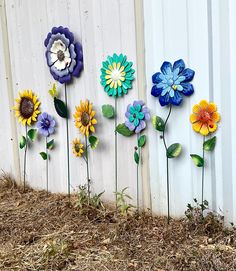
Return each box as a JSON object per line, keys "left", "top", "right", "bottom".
{"left": 45, "top": 26, "right": 83, "bottom": 199}
{"left": 116, "top": 100, "right": 150, "bottom": 211}
{"left": 73, "top": 100, "right": 98, "bottom": 200}
{"left": 100, "top": 53, "right": 135, "bottom": 203}
{"left": 37, "top": 112, "right": 56, "bottom": 194}
{"left": 13, "top": 90, "right": 40, "bottom": 191}
{"left": 190, "top": 100, "right": 220, "bottom": 214}
{"left": 151, "top": 59, "right": 195, "bottom": 223}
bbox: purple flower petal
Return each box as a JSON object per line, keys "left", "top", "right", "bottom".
{"left": 125, "top": 121, "right": 135, "bottom": 131}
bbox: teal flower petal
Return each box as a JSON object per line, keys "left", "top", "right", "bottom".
{"left": 129, "top": 115, "right": 134, "bottom": 122}
{"left": 137, "top": 112, "right": 145, "bottom": 119}
{"left": 134, "top": 118, "right": 140, "bottom": 127}
{"left": 129, "top": 106, "right": 136, "bottom": 114}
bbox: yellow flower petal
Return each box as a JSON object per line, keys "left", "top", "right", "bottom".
{"left": 199, "top": 100, "right": 209, "bottom": 109}
{"left": 192, "top": 121, "right": 202, "bottom": 132}
{"left": 114, "top": 81, "right": 118, "bottom": 89}
{"left": 106, "top": 69, "right": 112, "bottom": 75}
{"left": 90, "top": 125, "right": 95, "bottom": 133}
{"left": 200, "top": 124, "right": 209, "bottom": 136}
{"left": 192, "top": 104, "right": 201, "bottom": 114}
{"left": 208, "top": 102, "right": 217, "bottom": 113}
{"left": 91, "top": 118, "right": 97, "bottom": 124}
{"left": 211, "top": 112, "right": 220, "bottom": 123}
{"left": 112, "top": 62, "right": 117, "bottom": 69}
{"left": 105, "top": 75, "right": 111, "bottom": 79}
{"left": 190, "top": 113, "right": 199, "bottom": 123}
{"left": 208, "top": 122, "right": 217, "bottom": 133}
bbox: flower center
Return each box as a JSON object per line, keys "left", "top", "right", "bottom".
{"left": 81, "top": 112, "right": 90, "bottom": 126}
{"left": 75, "top": 144, "right": 81, "bottom": 152}
{"left": 44, "top": 119, "right": 50, "bottom": 128}
{"left": 133, "top": 113, "right": 137, "bottom": 118}
{"left": 172, "top": 84, "right": 178, "bottom": 90}
{"left": 111, "top": 69, "right": 121, "bottom": 81}
{"left": 57, "top": 50, "right": 65, "bottom": 61}
{"left": 199, "top": 110, "right": 211, "bottom": 123}
{"left": 20, "top": 97, "right": 34, "bottom": 119}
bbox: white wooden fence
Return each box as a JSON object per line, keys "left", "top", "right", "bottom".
{"left": 0, "top": 0, "right": 235, "bottom": 224}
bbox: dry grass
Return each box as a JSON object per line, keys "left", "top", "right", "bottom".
{"left": 0, "top": 174, "right": 236, "bottom": 271}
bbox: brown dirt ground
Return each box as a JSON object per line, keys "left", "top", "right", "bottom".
{"left": 0, "top": 175, "right": 236, "bottom": 271}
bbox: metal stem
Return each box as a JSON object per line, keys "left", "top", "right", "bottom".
{"left": 46, "top": 136, "right": 49, "bottom": 195}
{"left": 85, "top": 135, "right": 90, "bottom": 200}
{"left": 23, "top": 124, "right": 28, "bottom": 192}
{"left": 137, "top": 133, "right": 140, "bottom": 212}
{"left": 114, "top": 97, "right": 118, "bottom": 208}
{"left": 162, "top": 105, "right": 172, "bottom": 224}
{"left": 64, "top": 83, "right": 71, "bottom": 199}
{"left": 201, "top": 136, "right": 206, "bottom": 215}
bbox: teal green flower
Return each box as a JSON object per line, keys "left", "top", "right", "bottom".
{"left": 100, "top": 53, "right": 135, "bottom": 97}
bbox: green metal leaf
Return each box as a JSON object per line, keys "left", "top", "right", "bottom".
{"left": 47, "top": 139, "right": 55, "bottom": 150}
{"left": 102, "top": 104, "right": 115, "bottom": 118}
{"left": 138, "top": 135, "right": 146, "bottom": 148}
{"left": 190, "top": 154, "right": 204, "bottom": 167}
{"left": 54, "top": 97, "right": 68, "bottom": 118}
{"left": 19, "top": 136, "right": 26, "bottom": 149}
{"left": 89, "top": 135, "right": 99, "bottom": 150}
{"left": 40, "top": 152, "right": 48, "bottom": 160}
{"left": 134, "top": 150, "right": 139, "bottom": 165}
{"left": 167, "top": 143, "right": 182, "bottom": 158}
{"left": 27, "top": 129, "right": 37, "bottom": 142}
{"left": 203, "top": 136, "right": 216, "bottom": 151}
{"left": 152, "top": 115, "right": 165, "bottom": 131}
{"left": 116, "top": 123, "right": 134, "bottom": 137}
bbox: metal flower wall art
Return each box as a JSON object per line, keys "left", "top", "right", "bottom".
{"left": 13, "top": 90, "right": 41, "bottom": 191}
{"left": 116, "top": 100, "right": 150, "bottom": 210}
{"left": 73, "top": 100, "right": 99, "bottom": 199}
{"left": 151, "top": 59, "right": 195, "bottom": 223}
{"left": 190, "top": 100, "right": 220, "bottom": 214}
{"left": 37, "top": 112, "right": 56, "bottom": 194}
{"left": 100, "top": 53, "right": 135, "bottom": 203}
{"left": 45, "top": 26, "right": 83, "bottom": 199}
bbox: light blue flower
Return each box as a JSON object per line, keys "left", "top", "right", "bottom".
{"left": 151, "top": 59, "right": 195, "bottom": 106}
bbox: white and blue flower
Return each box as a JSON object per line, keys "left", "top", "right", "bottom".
{"left": 151, "top": 59, "right": 195, "bottom": 106}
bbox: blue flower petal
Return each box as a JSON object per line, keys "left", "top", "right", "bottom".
{"left": 173, "top": 59, "right": 185, "bottom": 74}
{"left": 160, "top": 61, "right": 173, "bottom": 75}
{"left": 151, "top": 85, "right": 162, "bottom": 97}
{"left": 169, "top": 89, "right": 175, "bottom": 98}
{"left": 170, "top": 91, "right": 183, "bottom": 106}
{"left": 159, "top": 93, "right": 170, "bottom": 106}
{"left": 152, "top": 72, "right": 162, "bottom": 84}
{"left": 161, "top": 86, "right": 171, "bottom": 96}
{"left": 181, "top": 68, "right": 195, "bottom": 82}
{"left": 181, "top": 83, "right": 194, "bottom": 96}
{"left": 174, "top": 76, "right": 185, "bottom": 85}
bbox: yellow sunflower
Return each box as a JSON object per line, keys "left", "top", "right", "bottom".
{"left": 190, "top": 100, "right": 220, "bottom": 136}
{"left": 72, "top": 138, "right": 84, "bottom": 157}
{"left": 73, "top": 99, "right": 97, "bottom": 137}
{"left": 13, "top": 90, "right": 40, "bottom": 126}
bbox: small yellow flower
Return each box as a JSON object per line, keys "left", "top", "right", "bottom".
{"left": 13, "top": 90, "right": 40, "bottom": 126}
{"left": 73, "top": 99, "right": 97, "bottom": 137}
{"left": 190, "top": 100, "right": 220, "bottom": 136}
{"left": 72, "top": 138, "right": 84, "bottom": 157}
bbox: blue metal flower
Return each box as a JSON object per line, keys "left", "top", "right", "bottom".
{"left": 37, "top": 112, "right": 56, "bottom": 137}
{"left": 151, "top": 59, "right": 195, "bottom": 106}
{"left": 125, "top": 100, "right": 150, "bottom": 133}
{"left": 44, "top": 26, "right": 83, "bottom": 84}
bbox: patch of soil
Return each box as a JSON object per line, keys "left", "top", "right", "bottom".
{"left": 0, "top": 176, "right": 236, "bottom": 271}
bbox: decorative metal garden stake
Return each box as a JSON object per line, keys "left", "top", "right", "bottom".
{"left": 190, "top": 100, "right": 220, "bottom": 215}
{"left": 74, "top": 100, "right": 98, "bottom": 200}
{"left": 37, "top": 112, "right": 56, "bottom": 194}
{"left": 116, "top": 100, "right": 149, "bottom": 212}
{"left": 13, "top": 90, "right": 41, "bottom": 192}
{"left": 151, "top": 59, "right": 195, "bottom": 223}
{"left": 45, "top": 26, "right": 83, "bottom": 198}
{"left": 100, "top": 53, "right": 135, "bottom": 207}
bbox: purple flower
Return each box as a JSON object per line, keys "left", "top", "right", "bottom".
{"left": 125, "top": 100, "right": 150, "bottom": 133}
{"left": 37, "top": 112, "right": 56, "bottom": 137}
{"left": 44, "top": 26, "right": 83, "bottom": 84}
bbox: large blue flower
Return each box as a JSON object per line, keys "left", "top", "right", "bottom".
{"left": 44, "top": 26, "right": 83, "bottom": 84}
{"left": 151, "top": 59, "right": 195, "bottom": 106}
